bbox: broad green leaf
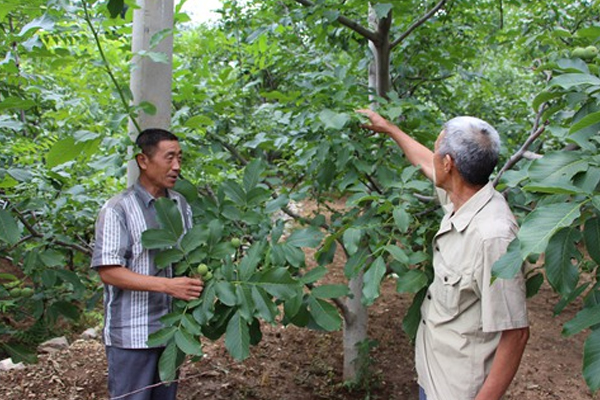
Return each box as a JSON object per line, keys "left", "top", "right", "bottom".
{"left": 532, "top": 90, "right": 565, "bottom": 112}
{"left": 158, "top": 341, "right": 180, "bottom": 382}
{"left": 185, "top": 114, "right": 213, "bottom": 128}
{"left": 0, "top": 97, "right": 36, "bottom": 111}
{"left": 155, "top": 248, "right": 185, "bottom": 269}
{"left": 222, "top": 180, "right": 246, "bottom": 206}
{"left": 181, "top": 314, "right": 202, "bottom": 336}
{"left": 147, "top": 326, "right": 177, "bottom": 347}
{"left": 141, "top": 228, "right": 178, "bottom": 249}
{"left": 243, "top": 159, "right": 264, "bottom": 193}
{"left": 563, "top": 304, "right": 600, "bottom": 336}
{"left": 180, "top": 225, "right": 209, "bottom": 253}
{"left": 17, "top": 14, "right": 55, "bottom": 36}
{"left": 570, "top": 111, "right": 600, "bottom": 134}
{"left": 554, "top": 283, "right": 590, "bottom": 316}
{"left": 403, "top": 289, "right": 427, "bottom": 341}
{"left": 214, "top": 281, "right": 237, "bottom": 306}
{"left": 236, "top": 284, "right": 255, "bottom": 320}
{"left": 583, "top": 329, "right": 600, "bottom": 392}
{"left": 155, "top": 197, "right": 184, "bottom": 238}
{"left": 265, "top": 194, "right": 289, "bottom": 213}
{"left": 0, "top": 209, "right": 20, "bottom": 245}
{"left": 584, "top": 218, "right": 600, "bottom": 265}
{"left": 344, "top": 248, "right": 369, "bottom": 278}
{"left": 319, "top": 109, "right": 350, "bottom": 130}
{"left": 55, "top": 270, "right": 86, "bottom": 295}
{"left": 545, "top": 228, "right": 581, "bottom": 297}
{"left": 518, "top": 202, "right": 581, "bottom": 257}
{"left": 373, "top": 3, "right": 393, "bottom": 19}
{"left": 301, "top": 265, "right": 328, "bottom": 284}
{"left": 385, "top": 245, "right": 409, "bottom": 264}
{"left": 239, "top": 241, "right": 265, "bottom": 281}
{"left": 396, "top": 269, "right": 428, "bottom": 294}
{"left": 286, "top": 227, "right": 324, "bottom": 248}
{"left": 549, "top": 73, "right": 600, "bottom": 89}
{"left": 149, "top": 28, "right": 173, "bottom": 49}
{"left": 1, "top": 342, "right": 37, "bottom": 364}
{"left": 307, "top": 296, "right": 342, "bottom": 331}
{"left": 362, "top": 257, "right": 386, "bottom": 306}
{"left": 393, "top": 207, "right": 411, "bottom": 233}
{"left": 492, "top": 238, "right": 524, "bottom": 279}
{"left": 526, "top": 273, "right": 545, "bottom": 298}
{"left": 311, "top": 284, "right": 350, "bottom": 299}
{"left": 251, "top": 286, "right": 278, "bottom": 322}
{"left": 254, "top": 268, "right": 301, "bottom": 300}
{"left": 225, "top": 311, "right": 250, "bottom": 361}
{"left": 46, "top": 137, "right": 85, "bottom": 168}
{"left": 343, "top": 228, "right": 362, "bottom": 255}
{"left": 49, "top": 301, "right": 79, "bottom": 321}
{"left": 174, "top": 329, "right": 203, "bottom": 356}
{"left": 527, "top": 152, "right": 588, "bottom": 184}
{"left": 107, "top": 0, "right": 125, "bottom": 18}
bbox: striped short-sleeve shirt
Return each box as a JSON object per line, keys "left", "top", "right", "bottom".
{"left": 91, "top": 181, "right": 192, "bottom": 349}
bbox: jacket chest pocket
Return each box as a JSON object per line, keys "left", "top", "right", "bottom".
{"left": 430, "top": 271, "right": 462, "bottom": 321}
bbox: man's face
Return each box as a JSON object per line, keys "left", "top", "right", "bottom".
{"left": 138, "top": 140, "right": 182, "bottom": 193}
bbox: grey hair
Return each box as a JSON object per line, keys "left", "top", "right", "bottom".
{"left": 438, "top": 116, "right": 501, "bottom": 185}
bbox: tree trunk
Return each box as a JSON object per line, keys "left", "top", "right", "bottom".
{"left": 127, "top": 0, "right": 174, "bottom": 186}
{"left": 343, "top": 272, "right": 368, "bottom": 381}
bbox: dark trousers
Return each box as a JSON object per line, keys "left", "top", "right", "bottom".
{"left": 419, "top": 386, "right": 427, "bottom": 400}
{"left": 106, "top": 346, "right": 178, "bottom": 400}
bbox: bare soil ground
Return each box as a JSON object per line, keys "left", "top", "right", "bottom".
{"left": 1, "top": 201, "right": 599, "bottom": 400}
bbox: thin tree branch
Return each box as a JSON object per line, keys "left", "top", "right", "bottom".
{"left": 390, "top": 0, "right": 448, "bottom": 50}
{"left": 493, "top": 107, "right": 548, "bottom": 187}
{"left": 292, "top": 0, "right": 379, "bottom": 44}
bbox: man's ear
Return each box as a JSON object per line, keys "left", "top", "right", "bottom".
{"left": 136, "top": 153, "right": 147, "bottom": 170}
{"left": 443, "top": 154, "right": 453, "bottom": 173}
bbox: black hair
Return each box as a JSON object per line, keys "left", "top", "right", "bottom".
{"left": 135, "top": 128, "right": 179, "bottom": 157}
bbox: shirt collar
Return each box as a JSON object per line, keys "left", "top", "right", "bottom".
{"left": 133, "top": 181, "right": 178, "bottom": 208}
{"left": 437, "top": 181, "right": 495, "bottom": 235}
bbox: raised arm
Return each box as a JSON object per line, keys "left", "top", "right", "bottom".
{"left": 356, "top": 109, "right": 435, "bottom": 181}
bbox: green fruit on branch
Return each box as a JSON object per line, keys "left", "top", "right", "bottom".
{"left": 203, "top": 271, "right": 213, "bottom": 281}
{"left": 9, "top": 288, "right": 21, "bottom": 298}
{"left": 20, "top": 287, "right": 34, "bottom": 298}
{"left": 230, "top": 238, "right": 241, "bottom": 247}
{"left": 196, "top": 263, "right": 209, "bottom": 276}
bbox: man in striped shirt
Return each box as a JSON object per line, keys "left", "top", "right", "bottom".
{"left": 91, "top": 128, "right": 203, "bottom": 400}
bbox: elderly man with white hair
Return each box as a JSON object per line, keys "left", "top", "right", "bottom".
{"left": 357, "top": 109, "right": 529, "bottom": 400}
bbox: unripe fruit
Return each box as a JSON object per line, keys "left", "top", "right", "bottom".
{"left": 230, "top": 238, "right": 241, "bottom": 247}
{"left": 572, "top": 47, "right": 586, "bottom": 59}
{"left": 21, "top": 288, "right": 34, "bottom": 298}
{"left": 203, "top": 271, "right": 213, "bottom": 281}
{"left": 196, "top": 263, "right": 209, "bottom": 276}
{"left": 9, "top": 288, "right": 21, "bottom": 298}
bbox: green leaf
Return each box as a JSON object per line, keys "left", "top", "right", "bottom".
{"left": 141, "top": 228, "right": 178, "bottom": 249}
{"left": 311, "top": 284, "right": 350, "bottom": 299}
{"left": 46, "top": 137, "right": 85, "bottom": 168}
{"left": 265, "top": 194, "right": 289, "bottom": 213}
{"left": 174, "top": 329, "right": 203, "bottom": 356}
{"left": 225, "top": 310, "right": 250, "bottom": 361}
{"left": 570, "top": 111, "right": 600, "bottom": 134}
{"left": 155, "top": 248, "right": 185, "bottom": 269}
{"left": 254, "top": 268, "right": 301, "bottom": 300}
{"left": 525, "top": 273, "right": 544, "bottom": 298}
{"left": 0, "top": 97, "right": 36, "bottom": 111}
{"left": 1, "top": 342, "right": 37, "bottom": 364}
{"left": 286, "top": 227, "right": 324, "bottom": 248}
{"left": 385, "top": 245, "right": 409, "bottom": 264}
{"left": 180, "top": 225, "right": 209, "bottom": 253}
{"left": 318, "top": 109, "right": 350, "bottom": 130}
{"left": 147, "top": 326, "right": 177, "bottom": 347}
{"left": 373, "top": 3, "right": 393, "bottom": 19}
{"left": 49, "top": 301, "right": 79, "bottom": 321}
{"left": 214, "top": 281, "right": 237, "bottom": 306}
{"left": 239, "top": 241, "right": 265, "bottom": 281}
{"left": 107, "top": 0, "right": 125, "bottom": 18}
{"left": 243, "top": 159, "right": 264, "bottom": 193}
{"left": 236, "top": 284, "right": 255, "bottom": 320}
{"left": 583, "top": 329, "right": 600, "bottom": 392}
{"left": 307, "top": 296, "right": 342, "bottom": 331}
{"left": 158, "top": 340, "right": 183, "bottom": 382}
{"left": 549, "top": 73, "right": 600, "bottom": 89}
{"left": 492, "top": 238, "right": 524, "bottom": 279}
{"left": 149, "top": 28, "right": 173, "bottom": 49}
{"left": 251, "top": 286, "right": 278, "bottom": 322}
{"left": 0, "top": 209, "right": 20, "bottom": 245}
{"left": 155, "top": 197, "right": 184, "bottom": 238}
{"left": 185, "top": 114, "right": 213, "bottom": 128}
{"left": 518, "top": 202, "right": 581, "bottom": 257}
{"left": 396, "top": 269, "right": 428, "bottom": 294}
{"left": 563, "top": 304, "right": 600, "bottom": 336}
{"left": 532, "top": 90, "right": 567, "bottom": 111}
{"left": 301, "top": 266, "right": 328, "bottom": 284}
{"left": 393, "top": 206, "right": 411, "bottom": 233}
{"left": 343, "top": 228, "right": 362, "bottom": 255}
{"left": 222, "top": 180, "right": 246, "bottom": 206}
{"left": 545, "top": 228, "right": 580, "bottom": 297}
{"left": 527, "top": 152, "right": 588, "bottom": 184}
{"left": 362, "top": 257, "right": 386, "bottom": 306}
{"left": 584, "top": 217, "right": 600, "bottom": 265}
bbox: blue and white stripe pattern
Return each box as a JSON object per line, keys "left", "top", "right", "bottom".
{"left": 91, "top": 182, "right": 192, "bottom": 349}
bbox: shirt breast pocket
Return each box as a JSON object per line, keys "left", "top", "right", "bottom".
{"left": 430, "top": 271, "right": 462, "bottom": 321}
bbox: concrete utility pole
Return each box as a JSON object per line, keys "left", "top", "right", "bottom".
{"left": 127, "top": 0, "right": 174, "bottom": 186}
